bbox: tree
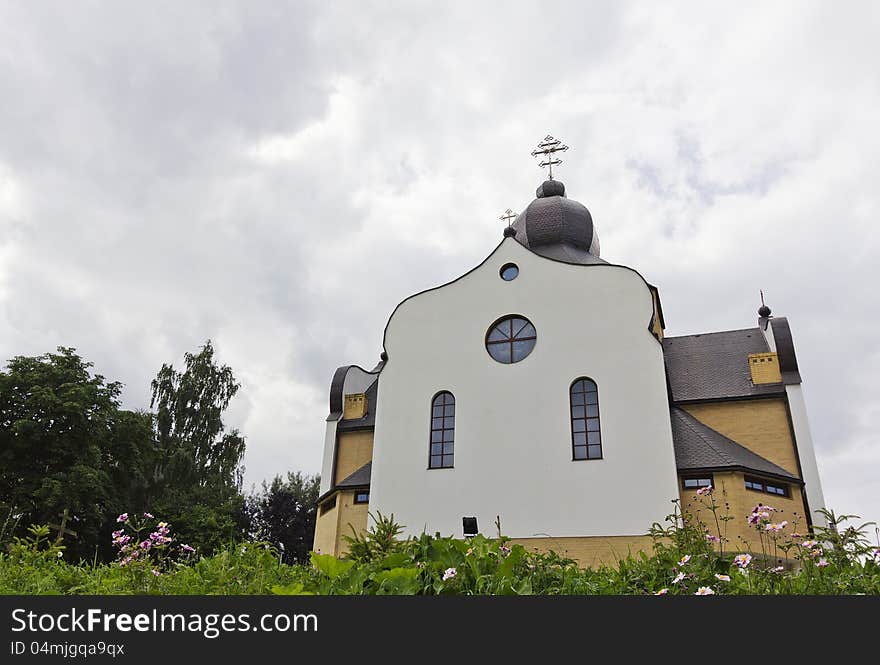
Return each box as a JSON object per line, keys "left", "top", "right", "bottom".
{"left": 0, "top": 348, "right": 153, "bottom": 560}
{"left": 247, "top": 472, "right": 320, "bottom": 564}
{"left": 149, "top": 341, "right": 248, "bottom": 552}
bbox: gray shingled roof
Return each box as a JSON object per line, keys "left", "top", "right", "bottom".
{"left": 337, "top": 379, "right": 378, "bottom": 431}
{"left": 663, "top": 328, "right": 784, "bottom": 402}
{"left": 336, "top": 462, "right": 371, "bottom": 488}
{"left": 670, "top": 407, "right": 799, "bottom": 481}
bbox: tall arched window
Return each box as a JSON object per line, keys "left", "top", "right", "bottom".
{"left": 570, "top": 378, "right": 602, "bottom": 460}
{"left": 429, "top": 392, "right": 455, "bottom": 468}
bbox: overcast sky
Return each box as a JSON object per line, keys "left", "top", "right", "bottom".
{"left": 1, "top": 1, "right": 877, "bottom": 535}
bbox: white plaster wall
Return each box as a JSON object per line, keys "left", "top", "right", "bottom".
{"left": 369, "top": 238, "right": 680, "bottom": 539}
{"left": 786, "top": 384, "right": 828, "bottom": 527}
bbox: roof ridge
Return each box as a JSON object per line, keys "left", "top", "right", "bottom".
{"left": 664, "top": 327, "right": 761, "bottom": 340}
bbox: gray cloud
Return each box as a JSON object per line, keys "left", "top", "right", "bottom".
{"left": 1, "top": 1, "right": 878, "bottom": 533}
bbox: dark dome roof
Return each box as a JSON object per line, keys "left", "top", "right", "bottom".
{"left": 511, "top": 180, "right": 603, "bottom": 264}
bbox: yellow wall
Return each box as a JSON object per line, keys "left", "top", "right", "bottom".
{"left": 334, "top": 431, "right": 374, "bottom": 484}
{"left": 510, "top": 535, "right": 656, "bottom": 569}
{"left": 679, "top": 471, "right": 809, "bottom": 553}
{"left": 683, "top": 398, "right": 800, "bottom": 477}
{"left": 312, "top": 491, "right": 370, "bottom": 557}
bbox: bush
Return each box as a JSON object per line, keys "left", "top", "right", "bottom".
{"left": 2, "top": 504, "right": 878, "bottom": 595}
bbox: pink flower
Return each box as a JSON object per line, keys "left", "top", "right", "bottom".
{"left": 180, "top": 544, "right": 195, "bottom": 553}
{"left": 442, "top": 567, "right": 457, "bottom": 581}
{"left": 696, "top": 485, "right": 713, "bottom": 496}
{"left": 151, "top": 569, "right": 161, "bottom": 577}
{"left": 694, "top": 587, "right": 715, "bottom": 595}
{"left": 112, "top": 529, "right": 123, "bottom": 539}
{"left": 816, "top": 559, "right": 829, "bottom": 568}
{"left": 655, "top": 588, "right": 669, "bottom": 595}
{"left": 733, "top": 553, "right": 752, "bottom": 569}
{"left": 771, "top": 565, "right": 784, "bottom": 573}
{"left": 143, "top": 512, "right": 154, "bottom": 519}
{"left": 140, "top": 540, "right": 151, "bottom": 550}
{"left": 714, "top": 574, "right": 731, "bottom": 582}
{"left": 500, "top": 545, "right": 511, "bottom": 556}
{"left": 705, "top": 533, "right": 720, "bottom": 543}
{"left": 672, "top": 572, "right": 686, "bottom": 584}
{"left": 801, "top": 540, "right": 818, "bottom": 549}
{"left": 116, "top": 513, "right": 128, "bottom": 523}
{"left": 678, "top": 554, "right": 691, "bottom": 566}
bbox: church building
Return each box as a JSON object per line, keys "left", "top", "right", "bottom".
{"left": 312, "top": 138, "right": 826, "bottom": 566}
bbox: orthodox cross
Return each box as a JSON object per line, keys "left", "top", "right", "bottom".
{"left": 531, "top": 135, "right": 569, "bottom": 179}
{"left": 499, "top": 208, "right": 516, "bottom": 227}
{"left": 49, "top": 508, "right": 78, "bottom": 545}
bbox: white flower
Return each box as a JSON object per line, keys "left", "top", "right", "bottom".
{"left": 672, "top": 572, "right": 686, "bottom": 584}
{"left": 678, "top": 554, "right": 691, "bottom": 566}
{"left": 714, "top": 574, "right": 730, "bottom": 582}
{"left": 442, "top": 567, "right": 457, "bottom": 581}
{"left": 694, "top": 587, "right": 715, "bottom": 595}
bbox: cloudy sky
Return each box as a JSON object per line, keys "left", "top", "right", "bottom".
{"left": 1, "top": 2, "right": 878, "bottom": 533}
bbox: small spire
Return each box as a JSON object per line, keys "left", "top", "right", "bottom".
{"left": 531, "top": 135, "right": 569, "bottom": 180}
{"left": 758, "top": 290, "right": 772, "bottom": 318}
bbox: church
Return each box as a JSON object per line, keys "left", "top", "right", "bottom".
{"left": 312, "top": 137, "right": 826, "bottom": 566}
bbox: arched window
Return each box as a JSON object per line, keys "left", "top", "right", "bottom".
{"left": 429, "top": 391, "right": 455, "bottom": 468}
{"left": 570, "top": 378, "right": 602, "bottom": 460}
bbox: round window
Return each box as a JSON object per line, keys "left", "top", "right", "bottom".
{"left": 486, "top": 315, "right": 536, "bottom": 364}
{"left": 499, "top": 263, "right": 519, "bottom": 281}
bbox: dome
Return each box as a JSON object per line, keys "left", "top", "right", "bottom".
{"left": 511, "top": 180, "right": 603, "bottom": 264}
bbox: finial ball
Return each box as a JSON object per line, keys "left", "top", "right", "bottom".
{"left": 503, "top": 226, "right": 517, "bottom": 238}
{"left": 758, "top": 305, "right": 772, "bottom": 318}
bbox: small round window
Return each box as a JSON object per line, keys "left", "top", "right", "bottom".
{"left": 500, "top": 263, "right": 519, "bottom": 281}
{"left": 486, "top": 315, "right": 536, "bottom": 364}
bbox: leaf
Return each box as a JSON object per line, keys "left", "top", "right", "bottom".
{"left": 310, "top": 552, "right": 354, "bottom": 580}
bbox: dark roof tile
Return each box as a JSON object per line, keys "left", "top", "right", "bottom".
{"left": 663, "top": 328, "right": 784, "bottom": 402}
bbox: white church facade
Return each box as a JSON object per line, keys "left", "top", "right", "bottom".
{"left": 313, "top": 147, "right": 826, "bottom": 566}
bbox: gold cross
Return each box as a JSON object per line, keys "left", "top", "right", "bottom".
{"left": 499, "top": 208, "right": 516, "bottom": 226}
{"left": 531, "top": 135, "right": 569, "bottom": 179}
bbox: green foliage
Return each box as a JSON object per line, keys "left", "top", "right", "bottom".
{"left": 1, "top": 508, "right": 878, "bottom": 595}
{"left": 246, "top": 472, "right": 320, "bottom": 564}
{"left": 0, "top": 347, "right": 153, "bottom": 560}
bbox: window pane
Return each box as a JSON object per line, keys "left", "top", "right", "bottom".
{"left": 572, "top": 380, "right": 585, "bottom": 392}
{"left": 573, "top": 432, "right": 586, "bottom": 446}
{"left": 431, "top": 431, "right": 442, "bottom": 443}
{"left": 573, "top": 419, "right": 586, "bottom": 432}
{"left": 588, "top": 445, "right": 602, "bottom": 459}
{"left": 487, "top": 327, "right": 507, "bottom": 342}
{"left": 431, "top": 443, "right": 442, "bottom": 456}
{"left": 573, "top": 446, "right": 587, "bottom": 460}
{"left": 585, "top": 405, "right": 599, "bottom": 418}
{"left": 443, "top": 442, "right": 454, "bottom": 455}
{"left": 587, "top": 431, "right": 600, "bottom": 444}
{"left": 511, "top": 339, "right": 535, "bottom": 361}
{"left": 517, "top": 323, "right": 536, "bottom": 339}
{"left": 684, "top": 479, "right": 698, "bottom": 488}
{"left": 585, "top": 392, "right": 598, "bottom": 405}
{"left": 432, "top": 417, "right": 443, "bottom": 430}
{"left": 586, "top": 419, "right": 600, "bottom": 432}
{"left": 511, "top": 318, "right": 530, "bottom": 338}
{"left": 571, "top": 391, "right": 585, "bottom": 405}
{"left": 571, "top": 405, "right": 585, "bottom": 419}
{"left": 430, "top": 455, "right": 442, "bottom": 468}
{"left": 582, "top": 380, "right": 597, "bottom": 392}
{"left": 489, "top": 343, "right": 511, "bottom": 363}
{"left": 444, "top": 405, "right": 455, "bottom": 417}
{"left": 443, "top": 430, "right": 454, "bottom": 442}
{"left": 433, "top": 405, "right": 443, "bottom": 417}
{"left": 443, "top": 417, "right": 454, "bottom": 429}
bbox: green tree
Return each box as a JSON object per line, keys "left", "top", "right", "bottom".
{"left": 149, "top": 341, "right": 248, "bottom": 553}
{"left": 247, "top": 472, "right": 320, "bottom": 564}
{"left": 0, "top": 348, "right": 152, "bottom": 560}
